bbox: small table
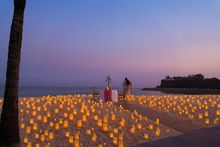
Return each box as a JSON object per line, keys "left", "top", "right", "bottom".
{"left": 99, "top": 90, "right": 118, "bottom": 102}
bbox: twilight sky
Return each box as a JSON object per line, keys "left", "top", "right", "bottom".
{"left": 0, "top": 0, "right": 220, "bottom": 88}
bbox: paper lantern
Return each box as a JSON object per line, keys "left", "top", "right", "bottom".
{"left": 27, "top": 142, "right": 32, "bottom": 147}
{"left": 109, "top": 133, "right": 114, "bottom": 138}
{"left": 63, "top": 113, "right": 68, "bottom": 118}
{"left": 49, "top": 132, "right": 54, "bottom": 140}
{"left": 43, "top": 116, "right": 48, "bottom": 123}
{"left": 33, "top": 123, "right": 38, "bottom": 130}
{"left": 214, "top": 118, "right": 219, "bottom": 124}
{"left": 49, "top": 122, "right": 54, "bottom": 128}
{"left": 144, "top": 133, "right": 149, "bottom": 140}
{"left": 205, "top": 119, "right": 210, "bottom": 125}
{"left": 74, "top": 109, "right": 77, "bottom": 115}
{"left": 216, "top": 110, "right": 220, "bottom": 116}
{"left": 27, "top": 104, "right": 30, "bottom": 109}
{"left": 156, "top": 128, "right": 160, "bottom": 137}
{"left": 26, "top": 127, "right": 31, "bottom": 134}
{"left": 78, "top": 120, "right": 82, "bottom": 128}
{"left": 113, "top": 137, "right": 118, "bottom": 144}
{"left": 59, "top": 104, "right": 63, "bottom": 109}
{"left": 64, "top": 120, "right": 68, "bottom": 128}
{"left": 92, "top": 134, "right": 97, "bottom": 142}
{"left": 23, "top": 138, "right": 28, "bottom": 143}
{"left": 120, "top": 119, "right": 125, "bottom": 127}
{"left": 43, "top": 107, "right": 47, "bottom": 112}
{"left": 74, "top": 140, "right": 80, "bottom": 147}
{"left": 59, "top": 119, "right": 63, "bottom": 124}
{"left": 113, "top": 128, "right": 118, "bottom": 134}
{"left": 86, "top": 129, "right": 91, "bottom": 135}
{"left": 131, "top": 115, "right": 135, "bottom": 120}
{"left": 32, "top": 111, "right": 37, "bottom": 116}
{"left": 137, "top": 124, "right": 142, "bottom": 130}
{"left": 67, "top": 107, "right": 71, "bottom": 111}
{"left": 69, "top": 136, "right": 74, "bottom": 144}
{"left": 69, "top": 114, "right": 74, "bottom": 121}
{"left": 86, "top": 111, "right": 90, "bottom": 116}
{"left": 75, "top": 132, "right": 79, "bottom": 140}
{"left": 198, "top": 114, "right": 203, "bottom": 119}
{"left": 103, "top": 116, "right": 108, "bottom": 123}
{"left": 37, "top": 115, "right": 42, "bottom": 121}
{"left": 37, "top": 106, "right": 41, "bottom": 111}
{"left": 111, "top": 114, "right": 116, "bottom": 121}
{"left": 20, "top": 123, "right": 25, "bottom": 129}
{"left": 204, "top": 112, "right": 209, "bottom": 117}
{"left": 98, "top": 119, "right": 102, "bottom": 127}
{"left": 35, "top": 133, "right": 39, "bottom": 139}
{"left": 130, "top": 126, "right": 135, "bottom": 134}
{"left": 40, "top": 135, "right": 45, "bottom": 142}
{"left": 156, "top": 118, "right": 160, "bottom": 125}
{"left": 94, "top": 115, "right": 98, "bottom": 121}
{"left": 20, "top": 101, "right": 24, "bottom": 105}
{"left": 65, "top": 132, "right": 70, "bottom": 137}
{"left": 119, "top": 141, "right": 124, "bottom": 147}
{"left": 55, "top": 123, "right": 60, "bottom": 130}
{"left": 80, "top": 108, "right": 84, "bottom": 113}
{"left": 103, "top": 123, "right": 109, "bottom": 132}
{"left": 82, "top": 115, "right": 87, "bottom": 122}
{"left": 54, "top": 108, "right": 59, "bottom": 114}
{"left": 47, "top": 112, "right": 51, "bottom": 117}
{"left": 139, "top": 115, "right": 142, "bottom": 121}
{"left": 119, "top": 133, "right": 123, "bottom": 141}
{"left": 148, "top": 124, "right": 153, "bottom": 130}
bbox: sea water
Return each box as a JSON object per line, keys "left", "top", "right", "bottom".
{"left": 0, "top": 86, "right": 163, "bottom": 97}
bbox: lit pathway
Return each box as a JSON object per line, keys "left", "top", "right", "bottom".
{"left": 116, "top": 100, "right": 220, "bottom": 147}
{"left": 126, "top": 103, "right": 204, "bottom": 133}
{"left": 136, "top": 125, "right": 220, "bottom": 147}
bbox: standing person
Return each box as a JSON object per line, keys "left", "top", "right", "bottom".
{"left": 126, "top": 77, "right": 132, "bottom": 96}
{"left": 122, "top": 78, "right": 127, "bottom": 97}
{"left": 122, "top": 77, "right": 132, "bottom": 96}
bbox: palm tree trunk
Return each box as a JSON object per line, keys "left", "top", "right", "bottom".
{"left": 0, "top": 0, "right": 26, "bottom": 145}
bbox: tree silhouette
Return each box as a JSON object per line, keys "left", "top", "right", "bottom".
{"left": 0, "top": 0, "right": 26, "bottom": 145}
{"left": 160, "top": 74, "right": 220, "bottom": 89}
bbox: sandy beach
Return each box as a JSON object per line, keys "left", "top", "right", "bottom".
{"left": 1, "top": 94, "right": 219, "bottom": 146}
{"left": 0, "top": 95, "right": 181, "bottom": 147}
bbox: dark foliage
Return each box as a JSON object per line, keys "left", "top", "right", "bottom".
{"left": 159, "top": 74, "right": 220, "bottom": 89}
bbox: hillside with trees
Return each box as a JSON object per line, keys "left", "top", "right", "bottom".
{"left": 158, "top": 74, "right": 220, "bottom": 89}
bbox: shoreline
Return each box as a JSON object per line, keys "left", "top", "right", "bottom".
{"left": 142, "top": 88, "right": 220, "bottom": 94}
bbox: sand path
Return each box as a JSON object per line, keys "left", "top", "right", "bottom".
{"left": 117, "top": 97, "right": 204, "bottom": 133}
{"left": 136, "top": 125, "right": 220, "bottom": 147}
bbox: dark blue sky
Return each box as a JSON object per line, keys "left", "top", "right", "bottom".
{"left": 1, "top": 0, "right": 220, "bottom": 87}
